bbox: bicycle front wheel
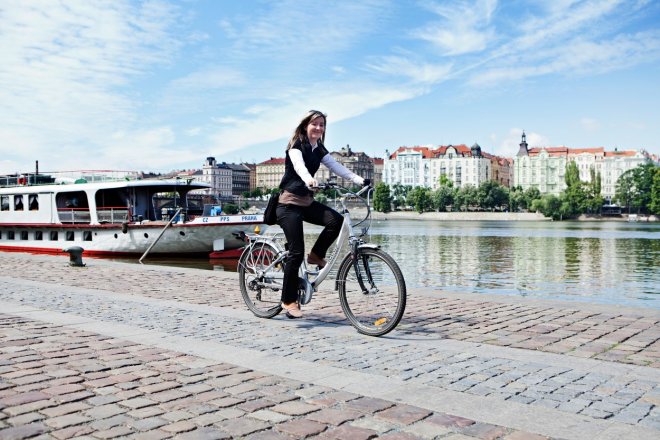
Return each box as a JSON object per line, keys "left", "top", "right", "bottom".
{"left": 337, "top": 248, "right": 406, "bottom": 336}
{"left": 238, "top": 241, "right": 283, "bottom": 318}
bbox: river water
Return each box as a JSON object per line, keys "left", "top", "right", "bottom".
{"left": 134, "top": 219, "right": 659, "bottom": 309}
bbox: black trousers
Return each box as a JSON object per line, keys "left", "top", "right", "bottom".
{"left": 276, "top": 201, "right": 344, "bottom": 304}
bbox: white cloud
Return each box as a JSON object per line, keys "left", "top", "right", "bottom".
{"left": 207, "top": 83, "right": 424, "bottom": 155}
{"left": 367, "top": 56, "right": 453, "bottom": 84}
{"left": 496, "top": 128, "right": 551, "bottom": 157}
{"left": 413, "top": 0, "right": 497, "bottom": 55}
{"left": 0, "top": 0, "right": 183, "bottom": 173}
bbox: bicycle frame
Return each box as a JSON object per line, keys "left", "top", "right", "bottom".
{"left": 239, "top": 184, "right": 376, "bottom": 302}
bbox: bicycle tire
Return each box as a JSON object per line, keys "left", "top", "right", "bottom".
{"left": 238, "top": 241, "right": 283, "bottom": 318}
{"left": 337, "top": 247, "right": 406, "bottom": 336}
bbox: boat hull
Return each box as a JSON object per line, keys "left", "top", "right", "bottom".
{"left": 0, "top": 215, "right": 264, "bottom": 257}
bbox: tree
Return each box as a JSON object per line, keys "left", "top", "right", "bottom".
{"left": 373, "top": 183, "right": 392, "bottom": 213}
{"left": 615, "top": 170, "right": 637, "bottom": 213}
{"left": 523, "top": 187, "right": 541, "bottom": 209}
{"left": 509, "top": 187, "right": 526, "bottom": 212}
{"left": 477, "top": 181, "right": 509, "bottom": 211}
{"left": 532, "top": 194, "right": 562, "bottom": 220}
{"left": 650, "top": 167, "right": 660, "bottom": 215}
{"left": 407, "top": 186, "right": 432, "bottom": 213}
{"left": 223, "top": 203, "right": 239, "bottom": 214}
{"left": 432, "top": 185, "right": 454, "bottom": 212}
{"left": 562, "top": 162, "right": 587, "bottom": 218}
{"left": 455, "top": 185, "right": 478, "bottom": 211}
{"left": 390, "top": 183, "right": 410, "bottom": 210}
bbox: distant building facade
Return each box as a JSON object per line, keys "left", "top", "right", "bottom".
{"left": 383, "top": 144, "right": 502, "bottom": 189}
{"left": 513, "top": 132, "right": 651, "bottom": 198}
{"left": 315, "top": 144, "right": 374, "bottom": 187}
{"left": 200, "top": 157, "right": 232, "bottom": 197}
{"left": 256, "top": 157, "right": 285, "bottom": 190}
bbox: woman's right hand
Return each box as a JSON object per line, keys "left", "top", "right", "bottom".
{"left": 307, "top": 178, "right": 319, "bottom": 188}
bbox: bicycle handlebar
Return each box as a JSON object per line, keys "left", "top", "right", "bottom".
{"left": 308, "top": 181, "right": 373, "bottom": 229}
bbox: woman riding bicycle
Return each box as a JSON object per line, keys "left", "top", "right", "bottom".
{"left": 276, "top": 110, "right": 368, "bottom": 319}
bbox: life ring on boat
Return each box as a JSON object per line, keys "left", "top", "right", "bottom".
{"left": 17, "top": 177, "right": 26, "bottom": 185}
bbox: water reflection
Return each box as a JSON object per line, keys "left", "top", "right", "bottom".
{"left": 113, "top": 219, "right": 658, "bottom": 308}
{"left": 361, "top": 220, "right": 658, "bottom": 308}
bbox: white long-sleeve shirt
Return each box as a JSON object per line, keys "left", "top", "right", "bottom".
{"left": 289, "top": 146, "right": 364, "bottom": 186}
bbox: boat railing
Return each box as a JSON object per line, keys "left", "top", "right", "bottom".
{"left": 57, "top": 208, "right": 91, "bottom": 224}
{"left": 97, "top": 207, "right": 129, "bottom": 224}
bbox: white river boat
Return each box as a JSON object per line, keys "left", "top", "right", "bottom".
{"left": 0, "top": 171, "right": 264, "bottom": 257}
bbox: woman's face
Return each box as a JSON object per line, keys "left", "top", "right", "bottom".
{"left": 306, "top": 115, "right": 325, "bottom": 145}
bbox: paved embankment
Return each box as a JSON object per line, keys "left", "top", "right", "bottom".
{"left": 0, "top": 252, "right": 658, "bottom": 439}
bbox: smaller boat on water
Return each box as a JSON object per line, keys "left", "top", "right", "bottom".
{"left": 0, "top": 170, "right": 266, "bottom": 257}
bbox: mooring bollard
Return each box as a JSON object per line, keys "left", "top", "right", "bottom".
{"left": 63, "top": 246, "right": 85, "bottom": 267}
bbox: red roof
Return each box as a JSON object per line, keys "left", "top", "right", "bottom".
{"left": 388, "top": 146, "right": 434, "bottom": 159}
{"left": 604, "top": 150, "right": 638, "bottom": 157}
{"left": 433, "top": 144, "right": 471, "bottom": 156}
{"left": 259, "top": 157, "right": 285, "bottom": 165}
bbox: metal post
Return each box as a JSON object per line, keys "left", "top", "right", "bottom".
{"left": 138, "top": 208, "right": 181, "bottom": 264}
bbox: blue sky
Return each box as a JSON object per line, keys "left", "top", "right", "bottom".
{"left": 1, "top": 0, "right": 659, "bottom": 175}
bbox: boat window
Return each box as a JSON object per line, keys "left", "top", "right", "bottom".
{"left": 66, "top": 231, "right": 74, "bottom": 241}
{"left": 83, "top": 231, "right": 92, "bottom": 241}
{"left": 1, "top": 195, "right": 8, "bottom": 211}
{"left": 56, "top": 191, "right": 90, "bottom": 223}
{"left": 50, "top": 231, "right": 58, "bottom": 241}
{"left": 14, "top": 195, "right": 24, "bottom": 211}
{"left": 20, "top": 231, "right": 28, "bottom": 240}
{"left": 35, "top": 231, "right": 43, "bottom": 241}
{"left": 29, "top": 194, "right": 39, "bottom": 211}
{"left": 7, "top": 231, "right": 14, "bottom": 240}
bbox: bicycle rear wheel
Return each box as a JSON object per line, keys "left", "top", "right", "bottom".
{"left": 238, "top": 241, "right": 283, "bottom": 318}
{"left": 337, "top": 247, "right": 406, "bottom": 336}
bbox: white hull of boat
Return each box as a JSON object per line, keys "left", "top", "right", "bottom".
{"left": 0, "top": 214, "right": 263, "bottom": 256}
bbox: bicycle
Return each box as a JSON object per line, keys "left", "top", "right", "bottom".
{"left": 236, "top": 182, "right": 406, "bottom": 336}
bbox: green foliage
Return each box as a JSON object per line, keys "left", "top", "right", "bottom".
{"left": 390, "top": 183, "right": 411, "bottom": 210}
{"left": 407, "top": 186, "right": 432, "bottom": 213}
{"left": 615, "top": 162, "right": 656, "bottom": 213}
{"left": 523, "top": 187, "right": 541, "bottom": 209}
{"left": 650, "top": 167, "right": 660, "bottom": 215}
{"left": 477, "top": 181, "right": 509, "bottom": 211}
{"left": 454, "top": 184, "right": 478, "bottom": 211}
{"left": 533, "top": 194, "right": 563, "bottom": 220}
{"left": 438, "top": 174, "right": 453, "bottom": 188}
{"left": 432, "top": 185, "right": 455, "bottom": 212}
{"left": 314, "top": 192, "right": 328, "bottom": 204}
{"left": 509, "top": 187, "right": 527, "bottom": 211}
{"left": 223, "top": 203, "right": 239, "bottom": 214}
{"left": 373, "top": 182, "right": 392, "bottom": 213}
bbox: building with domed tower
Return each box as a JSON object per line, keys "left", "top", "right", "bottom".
{"left": 383, "top": 143, "right": 507, "bottom": 190}
{"left": 513, "top": 131, "right": 652, "bottom": 197}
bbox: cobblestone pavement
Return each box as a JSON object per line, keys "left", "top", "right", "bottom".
{"left": 0, "top": 253, "right": 658, "bottom": 439}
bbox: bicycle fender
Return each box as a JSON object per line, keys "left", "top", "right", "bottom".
{"left": 357, "top": 243, "right": 380, "bottom": 250}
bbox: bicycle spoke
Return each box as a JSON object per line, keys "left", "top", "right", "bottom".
{"left": 338, "top": 248, "right": 406, "bottom": 336}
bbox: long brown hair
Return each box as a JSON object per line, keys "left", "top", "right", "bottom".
{"left": 286, "top": 110, "right": 327, "bottom": 150}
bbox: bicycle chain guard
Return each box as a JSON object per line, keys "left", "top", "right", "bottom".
{"left": 298, "top": 277, "right": 314, "bottom": 305}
